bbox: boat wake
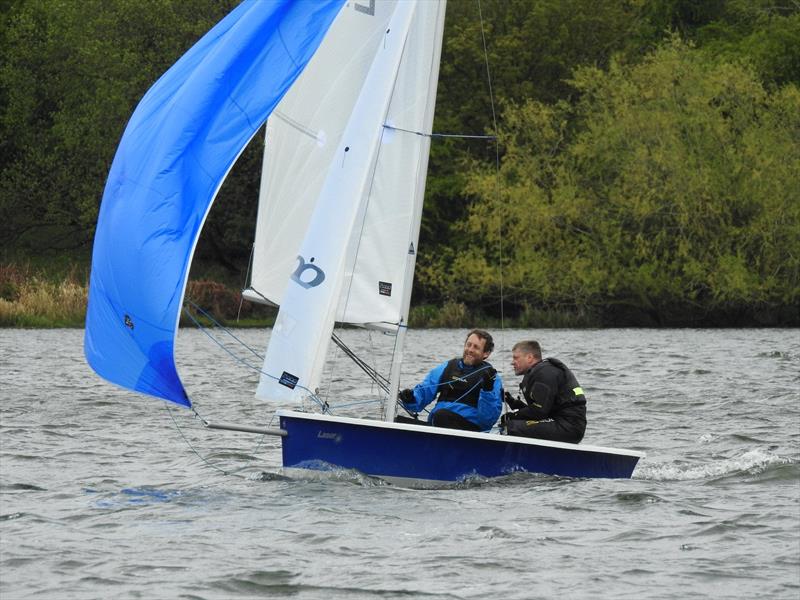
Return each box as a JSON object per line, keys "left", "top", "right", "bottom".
{"left": 280, "top": 461, "right": 390, "bottom": 487}
{"left": 633, "top": 447, "right": 794, "bottom": 481}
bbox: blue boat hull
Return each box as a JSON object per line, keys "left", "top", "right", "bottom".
{"left": 278, "top": 411, "right": 643, "bottom": 484}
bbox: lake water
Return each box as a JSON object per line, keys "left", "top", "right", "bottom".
{"left": 1, "top": 327, "right": 798, "bottom": 599}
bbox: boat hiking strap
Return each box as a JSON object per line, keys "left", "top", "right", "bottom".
{"left": 331, "top": 332, "right": 390, "bottom": 394}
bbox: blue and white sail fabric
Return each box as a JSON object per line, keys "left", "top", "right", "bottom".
{"left": 84, "top": 0, "right": 345, "bottom": 406}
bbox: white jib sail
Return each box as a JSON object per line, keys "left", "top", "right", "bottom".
{"left": 254, "top": 0, "right": 445, "bottom": 402}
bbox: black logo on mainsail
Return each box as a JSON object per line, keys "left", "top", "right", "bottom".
{"left": 291, "top": 255, "right": 325, "bottom": 289}
{"left": 279, "top": 371, "right": 299, "bottom": 389}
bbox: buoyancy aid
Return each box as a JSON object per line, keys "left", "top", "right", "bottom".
{"left": 437, "top": 358, "right": 488, "bottom": 408}
{"left": 521, "top": 357, "right": 587, "bottom": 416}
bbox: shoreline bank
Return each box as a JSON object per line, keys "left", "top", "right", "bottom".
{"left": 1, "top": 263, "right": 796, "bottom": 329}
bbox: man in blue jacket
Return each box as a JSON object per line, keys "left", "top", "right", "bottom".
{"left": 396, "top": 329, "right": 502, "bottom": 432}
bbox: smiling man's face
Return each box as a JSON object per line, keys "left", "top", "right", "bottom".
{"left": 462, "top": 333, "right": 490, "bottom": 366}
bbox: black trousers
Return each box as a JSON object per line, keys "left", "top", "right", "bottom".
{"left": 505, "top": 417, "right": 584, "bottom": 444}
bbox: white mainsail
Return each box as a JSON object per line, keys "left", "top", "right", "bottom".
{"left": 251, "top": 0, "right": 446, "bottom": 402}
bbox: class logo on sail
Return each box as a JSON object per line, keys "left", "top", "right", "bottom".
{"left": 291, "top": 255, "right": 325, "bottom": 289}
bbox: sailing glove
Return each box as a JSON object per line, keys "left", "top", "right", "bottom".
{"left": 504, "top": 391, "right": 526, "bottom": 410}
{"left": 481, "top": 367, "right": 497, "bottom": 391}
{"left": 398, "top": 388, "right": 415, "bottom": 404}
{"left": 501, "top": 410, "right": 522, "bottom": 425}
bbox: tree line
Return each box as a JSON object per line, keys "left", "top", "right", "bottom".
{"left": 1, "top": 0, "right": 798, "bottom": 326}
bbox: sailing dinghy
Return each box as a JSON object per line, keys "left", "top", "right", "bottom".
{"left": 85, "top": 0, "right": 644, "bottom": 486}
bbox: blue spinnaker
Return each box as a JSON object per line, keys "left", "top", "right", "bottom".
{"left": 84, "top": 0, "right": 344, "bottom": 407}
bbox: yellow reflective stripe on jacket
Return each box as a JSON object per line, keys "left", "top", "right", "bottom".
{"left": 573, "top": 387, "right": 584, "bottom": 397}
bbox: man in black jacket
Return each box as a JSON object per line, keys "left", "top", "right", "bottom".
{"left": 502, "top": 340, "right": 586, "bottom": 443}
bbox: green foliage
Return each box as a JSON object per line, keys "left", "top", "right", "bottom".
{"left": 699, "top": 13, "right": 800, "bottom": 87}
{"left": 459, "top": 37, "right": 799, "bottom": 323}
{"left": 2, "top": 0, "right": 798, "bottom": 325}
{"left": 419, "top": 0, "right": 650, "bottom": 296}
{"left": 0, "top": 0, "right": 237, "bottom": 252}
{"left": 408, "top": 301, "right": 469, "bottom": 328}
{"left": 192, "top": 126, "right": 265, "bottom": 272}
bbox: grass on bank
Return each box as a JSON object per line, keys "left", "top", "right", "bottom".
{"left": 0, "top": 264, "right": 277, "bottom": 328}
{"left": 0, "top": 264, "right": 88, "bottom": 327}
{"left": 1, "top": 263, "right": 597, "bottom": 329}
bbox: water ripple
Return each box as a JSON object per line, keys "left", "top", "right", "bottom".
{"left": 1, "top": 328, "right": 798, "bottom": 600}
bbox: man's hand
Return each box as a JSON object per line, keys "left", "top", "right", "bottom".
{"left": 481, "top": 367, "right": 497, "bottom": 391}
{"left": 500, "top": 411, "right": 517, "bottom": 428}
{"left": 398, "top": 388, "right": 415, "bottom": 404}
{"left": 504, "top": 390, "right": 526, "bottom": 410}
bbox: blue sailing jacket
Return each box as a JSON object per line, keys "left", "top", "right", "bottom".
{"left": 403, "top": 359, "right": 503, "bottom": 431}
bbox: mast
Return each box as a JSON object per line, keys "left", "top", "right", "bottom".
{"left": 384, "top": 0, "right": 447, "bottom": 421}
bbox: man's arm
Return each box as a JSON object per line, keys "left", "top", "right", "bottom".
{"left": 401, "top": 361, "right": 447, "bottom": 412}
{"left": 516, "top": 366, "right": 559, "bottom": 420}
{"left": 476, "top": 371, "right": 503, "bottom": 429}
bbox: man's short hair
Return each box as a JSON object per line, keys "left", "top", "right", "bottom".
{"left": 466, "top": 329, "right": 494, "bottom": 353}
{"left": 512, "top": 340, "right": 541, "bottom": 360}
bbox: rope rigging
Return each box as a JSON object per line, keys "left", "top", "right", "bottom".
{"left": 182, "top": 301, "right": 326, "bottom": 412}
{"left": 477, "top": 0, "right": 505, "bottom": 339}
{"left": 331, "top": 332, "right": 390, "bottom": 394}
